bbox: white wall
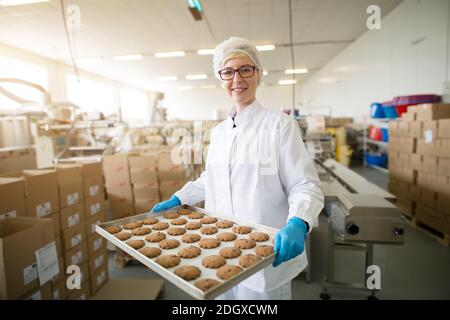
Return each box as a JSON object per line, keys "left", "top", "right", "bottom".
{"left": 301, "top": 0, "right": 450, "bottom": 122}
{"left": 164, "top": 85, "right": 303, "bottom": 120}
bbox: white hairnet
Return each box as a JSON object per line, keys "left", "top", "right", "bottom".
{"left": 213, "top": 37, "right": 262, "bottom": 79}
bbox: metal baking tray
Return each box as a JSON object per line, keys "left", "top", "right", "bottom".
{"left": 95, "top": 205, "right": 277, "bottom": 300}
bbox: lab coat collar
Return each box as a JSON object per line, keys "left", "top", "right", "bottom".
{"left": 226, "top": 100, "right": 262, "bottom": 129}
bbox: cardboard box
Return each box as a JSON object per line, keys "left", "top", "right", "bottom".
{"left": 68, "top": 282, "right": 90, "bottom": 300}
{"left": 418, "top": 187, "right": 438, "bottom": 209}
{"left": 417, "top": 172, "right": 449, "bottom": 193}
{"left": 437, "top": 139, "right": 450, "bottom": 158}
{"left": 401, "top": 107, "right": 417, "bottom": 121}
{"left": 1, "top": 170, "right": 59, "bottom": 218}
{"left": 64, "top": 241, "right": 88, "bottom": 269}
{"left": 157, "top": 152, "right": 184, "bottom": 171}
{"left": 416, "top": 211, "right": 450, "bottom": 235}
{"left": 158, "top": 170, "right": 186, "bottom": 182}
{"left": 395, "top": 199, "right": 415, "bottom": 217}
{"left": 133, "top": 185, "right": 160, "bottom": 199}
{"left": 87, "top": 234, "right": 106, "bottom": 257}
{"left": 83, "top": 175, "right": 104, "bottom": 199}
{"left": 62, "top": 223, "right": 87, "bottom": 252}
{"left": 416, "top": 204, "right": 445, "bottom": 221}
{"left": 387, "top": 137, "right": 416, "bottom": 153}
{"left": 84, "top": 193, "right": 105, "bottom": 219}
{"left": 388, "top": 151, "right": 411, "bottom": 169}
{"left": 388, "top": 167, "right": 416, "bottom": 184}
{"left": 88, "top": 249, "right": 108, "bottom": 276}
{"left": 409, "top": 121, "right": 423, "bottom": 138}
{"left": 388, "top": 122, "right": 399, "bottom": 137}
{"left": 437, "top": 193, "right": 450, "bottom": 217}
{"left": 85, "top": 211, "right": 105, "bottom": 238}
{"left": 438, "top": 157, "right": 450, "bottom": 176}
{"left": 20, "top": 282, "right": 52, "bottom": 300}
{"left": 48, "top": 211, "right": 61, "bottom": 236}
{"left": 109, "top": 200, "right": 135, "bottom": 219}
{"left": 51, "top": 278, "right": 67, "bottom": 300}
{"left": 51, "top": 257, "right": 65, "bottom": 284}
{"left": 106, "top": 182, "right": 133, "bottom": 202}
{"left": 90, "top": 264, "right": 109, "bottom": 295}
{"left": 103, "top": 154, "right": 130, "bottom": 186}
{"left": 55, "top": 165, "right": 84, "bottom": 208}
{"left": 60, "top": 203, "right": 85, "bottom": 231}
{"left": 128, "top": 155, "right": 157, "bottom": 171}
{"left": 134, "top": 198, "right": 159, "bottom": 214}
{"left": 0, "top": 217, "right": 55, "bottom": 299}
{"left": 416, "top": 103, "right": 450, "bottom": 121}
{"left": 159, "top": 180, "right": 187, "bottom": 200}
{"left": 398, "top": 121, "right": 410, "bottom": 136}
{"left": 421, "top": 156, "right": 439, "bottom": 174}
{"left": 416, "top": 138, "right": 438, "bottom": 156}
{"left": 131, "top": 169, "right": 158, "bottom": 185}
{"left": 55, "top": 234, "right": 63, "bottom": 258}
{"left": 78, "top": 161, "right": 102, "bottom": 179}
{"left": 387, "top": 178, "right": 409, "bottom": 200}
{"left": 410, "top": 154, "right": 423, "bottom": 171}
{"left": 0, "top": 177, "right": 26, "bottom": 219}
{"left": 438, "top": 119, "right": 450, "bottom": 138}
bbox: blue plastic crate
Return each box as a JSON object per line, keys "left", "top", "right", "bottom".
{"left": 365, "top": 153, "right": 387, "bottom": 167}
{"left": 381, "top": 128, "right": 389, "bottom": 142}
{"left": 370, "top": 103, "right": 385, "bottom": 118}
{"left": 382, "top": 105, "right": 398, "bottom": 118}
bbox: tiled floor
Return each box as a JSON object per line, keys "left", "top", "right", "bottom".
{"left": 107, "top": 165, "right": 450, "bottom": 300}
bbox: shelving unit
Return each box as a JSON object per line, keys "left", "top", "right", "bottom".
{"left": 363, "top": 116, "right": 397, "bottom": 170}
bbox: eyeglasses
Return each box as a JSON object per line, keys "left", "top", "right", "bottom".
{"left": 218, "top": 65, "right": 258, "bottom": 81}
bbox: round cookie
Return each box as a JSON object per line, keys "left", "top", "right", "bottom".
{"left": 199, "top": 238, "right": 221, "bottom": 249}
{"left": 195, "top": 279, "right": 221, "bottom": 292}
{"left": 115, "top": 232, "right": 131, "bottom": 241}
{"left": 232, "top": 225, "right": 252, "bottom": 234}
{"left": 185, "top": 221, "right": 202, "bottom": 230}
{"left": 255, "top": 245, "right": 274, "bottom": 257}
{"left": 239, "top": 254, "right": 262, "bottom": 268}
{"left": 143, "top": 217, "right": 158, "bottom": 225}
{"left": 200, "top": 226, "right": 218, "bottom": 235}
{"left": 155, "top": 255, "right": 181, "bottom": 268}
{"left": 200, "top": 216, "right": 218, "bottom": 224}
{"left": 202, "top": 255, "right": 226, "bottom": 269}
{"left": 181, "top": 233, "right": 201, "bottom": 243}
{"left": 106, "top": 226, "right": 121, "bottom": 234}
{"left": 126, "top": 239, "right": 145, "bottom": 249}
{"left": 178, "top": 208, "right": 192, "bottom": 215}
{"left": 171, "top": 218, "right": 187, "bottom": 225}
{"left": 163, "top": 212, "right": 180, "bottom": 219}
{"left": 152, "top": 222, "right": 169, "bottom": 230}
{"left": 174, "top": 265, "right": 201, "bottom": 281}
{"left": 188, "top": 212, "right": 204, "bottom": 219}
{"left": 217, "top": 265, "right": 243, "bottom": 280}
{"left": 138, "top": 247, "right": 161, "bottom": 258}
{"left": 219, "top": 247, "right": 241, "bottom": 259}
{"left": 234, "top": 239, "right": 256, "bottom": 249}
{"left": 145, "top": 232, "right": 166, "bottom": 243}
{"left": 167, "top": 227, "right": 186, "bottom": 236}
{"left": 215, "top": 220, "right": 234, "bottom": 229}
{"left": 123, "top": 221, "right": 143, "bottom": 230}
{"left": 159, "top": 239, "right": 180, "bottom": 249}
{"left": 178, "top": 246, "right": 201, "bottom": 259}
{"left": 131, "top": 227, "right": 152, "bottom": 236}
{"left": 249, "top": 232, "right": 270, "bottom": 242}
{"left": 216, "top": 232, "right": 237, "bottom": 242}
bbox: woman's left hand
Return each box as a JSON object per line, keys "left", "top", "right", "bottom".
{"left": 272, "top": 217, "right": 308, "bottom": 267}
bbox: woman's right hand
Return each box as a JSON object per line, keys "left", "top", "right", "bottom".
{"left": 151, "top": 195, "right": 181, "bottom": 212}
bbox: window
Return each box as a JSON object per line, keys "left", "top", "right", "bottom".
{"left": 120, "top": 87, "right": 148, "bottom": 126}
{"left": 0, "top": 56, "right": 48, "bottom": 111}
{"left": 66, "top": 74, "right": 116, "bottom": 115}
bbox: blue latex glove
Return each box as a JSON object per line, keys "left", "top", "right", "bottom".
{"left": 151, "top": 195, "right": 181, "bottom": 213}
{"left": 273, "top": 217, "right": 308, "bottom": 267}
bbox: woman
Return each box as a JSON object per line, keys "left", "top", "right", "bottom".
{"left": 152, "top": 37, "right": 324, "bottom": 299}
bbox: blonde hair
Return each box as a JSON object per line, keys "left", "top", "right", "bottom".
{"left": 222, "top": 52, "right": 261, "bottom": 85}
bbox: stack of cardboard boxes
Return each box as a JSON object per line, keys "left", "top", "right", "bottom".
{"left": 103, "top": 154, "right": 134, "bottom": 220}
{"left": 78, "top": 162, "right": 108, "bottom": 296}
{"left": 129, "top": 154, "right": 160, "bottom": 214}
{"left": 389, "top": 103, "right": 450, "bottom": 236}
{"left": 158, "top": 152, "right": 189, "bottom": 201}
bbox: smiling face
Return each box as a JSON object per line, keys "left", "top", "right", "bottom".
{"left": 221, "top": 55, "right": 260, "bottom": 110}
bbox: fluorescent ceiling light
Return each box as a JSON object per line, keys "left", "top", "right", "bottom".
{"left": 178, "top": 86, "right": 193, "bottom": 90}
{"left": 256, "top": 44, "right": 275, "bottom": 51}
{"left": 157, "top": 76, "right": 178, "bottom": 81}
{"left": 154, "top": 51, "right": 185, "bottom": 58}
{"left": 317, "top": 78, "right": 338, "bottom": 83}
{"left": 200, "top": 85, "right": 217, "bottom": 89}
{"left": 0, "top": 0, "right": 49, "bottom": 6}
{"left": 285, "top": 68, "right": 308, "bottom": 74}
{"left": 263, "top": 70, "right": 268, "bottom": 76}
{"left": 186, "top": 74, "right": 207, "bottom": 80}
{"left": 278, "top": 79, "right": 297, "bottom": 85}
{"left": 197, "top": 49, "right": 215, "bottom": 55}
{"left": 76, "top": 57, "right": 103, "bottom": 64}
{"left": 113, "top": 54, "right": 143, "bottom": 61}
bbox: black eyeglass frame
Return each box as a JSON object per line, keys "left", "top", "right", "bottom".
{"left": 217, "top": 65, "right": 259, "bottom": 81}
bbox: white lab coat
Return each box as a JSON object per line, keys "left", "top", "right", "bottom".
{"left": 175, "top": 100, "right": 324, "bottom": 293}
